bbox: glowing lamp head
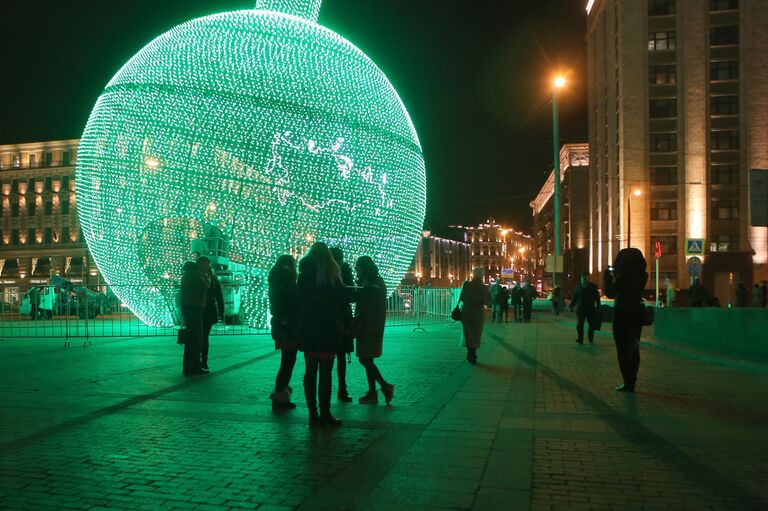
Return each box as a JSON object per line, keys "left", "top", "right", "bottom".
{"left": 553, "top": 76, "right": 567, "bottom": 89}
{"left": 76, "top": 1, "right": 426, "bottom": 327}
{"left": 632, "top": 188, "right": 642, "bottom": 197}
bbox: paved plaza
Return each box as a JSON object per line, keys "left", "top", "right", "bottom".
{"left": 1, "top": 314, "right": 766, "bottom": 510}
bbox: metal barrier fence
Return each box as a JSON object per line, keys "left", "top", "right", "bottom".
{"left": 0, "top": 284, "right": 460, "bottom": 342}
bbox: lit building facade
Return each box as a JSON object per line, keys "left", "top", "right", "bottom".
{"left": 402, "top": 230, "right": 472, "bottom": 287}
{"left": 531, "top": 144, "right": 590, "bottom": 291}
{"left": 450, "top": 218, "right": 535, "bottom": 284}
{"left": 586, "top": 0, "right": 768, "bottom": 303}
{"left": 0, "top": 140, "right": 100, "bottom": 293}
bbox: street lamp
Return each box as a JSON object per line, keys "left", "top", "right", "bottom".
{"left": 552, "top": 75, "right": 566, "bottom": 289}
{"left": 627, "top": 187, "right": 641, "bottom": 248}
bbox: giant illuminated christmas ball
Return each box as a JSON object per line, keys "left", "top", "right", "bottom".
{"left": 76, "top": 0, "right": 426, "bottom": 327}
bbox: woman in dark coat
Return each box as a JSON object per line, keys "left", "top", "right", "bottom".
{"left": 353, "top": 256, "right": 394, "bottom": 405}
{"left": 297, "top": 242, "right": 347, "bottom": 427}
{"left": 197, "top": 256, "right": 224, "bottom": 371}
{"left": 179, "top": 260, "right": 208, "bottom": 375}
{"left": 330, "top": 247, "right": 354, "bottom": 403}
{"left": 268, "top": 254, "right": 299, "bottom": 410}
{"left": 604, "top": 248, "right": 648, "bottom": 393}
{"left": 458, "top": 267, "right": 492, "bottom": 364}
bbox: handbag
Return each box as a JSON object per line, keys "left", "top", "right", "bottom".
{"left": 600, "top": 304, "right": 614, "bottom": 324}
{"left": 176, "top": 328, "right": 187, "bottom": 345}
{"left": 450, "top": 304, "right": 462, "bottom": 321}
{"left": 641, "top": 304, "right": 655, "bottom": 326}
{"left": 587, "top": 308, "right": 603, "bottom": 331}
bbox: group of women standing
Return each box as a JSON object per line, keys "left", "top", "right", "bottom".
{"left": 268, "top": 242, "right": 393, "bottom": 427}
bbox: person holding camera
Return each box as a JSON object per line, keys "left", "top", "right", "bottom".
{"left": 603, "top": 248, "right": 648, "bottom": 393}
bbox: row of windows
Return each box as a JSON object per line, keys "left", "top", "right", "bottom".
{"left": 650, "top": 200, "right": 739, "bottom": 221}
{"left": 649, "top": 164, "right": 740, "bottom": 186}
{"left": 649, "top": 96, "right": 737, "bottom": 119}
{"left": 650, "top": 62, "right": 739, "bottom": 84}
{"left": 4, "top": 151, "right": 74, "bottom": 169}
{"left": 3, "top": 176, "right": 72, "bottom": 193}
{"left": 649, "top": 130, "right": 738, "bottom": 152}
{"left": 4, "top": 199, "right": 71, "bottom": 217}
{"left": 650, "top": 234, "right": 739, "bottom": 255}
{"left": 649, "top": 0, "right": 739, "bottom": 16}
{"left": 648, "top": 27, "right": 738, "bottom": 52}
{"left": 1, "top": 227, "right": 79, "bottom": 245}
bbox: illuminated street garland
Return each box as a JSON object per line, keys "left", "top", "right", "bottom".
{"left": 76, "top": 1, "right": 426, "bottom": 327}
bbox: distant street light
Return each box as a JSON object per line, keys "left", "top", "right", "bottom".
{"left": 627, "top": 187, "right": 642, "bottom": 248}
{"left": 552, "top": 75, "right": 566, "bottom": 288}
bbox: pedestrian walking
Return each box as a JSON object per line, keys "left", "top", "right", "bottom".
{"left": 457, "top": 267, "right": 492, "bottom": 365}
{"left": 297, "top": 242, "right": 347, "bottom": 427}
{"left": 197, "top": 256, "right": 224, "bottom": 371}
{"left": 751, "top": 284, "right": 764, "bottom": 307}
{"left": 604, "top": 248, "right": 648, "bottom": 393}
{"left": 735, "top": 281, "right": 748, "bottom": 307}
{"left": 179, "top": 261, "right": 208, "bottom": 376}
{"left": 510, "top": 282, "right": 522, "bottom": 322}
{"left": 27, "top": 287, "right": 40, "bottom": 321}
{"left": 490, "top": 280, "right": 500, "bottom": 323}
{"left": 521, "top": 281, "right": 537, "bottom": 322}
{"left": 688, "top": 278, "right": 707, "bottom": 307}
{"left": 496, "top": 285, "right": 510, "bottom": 322}
{"left": 570, "top": 272, "right": 601, "bottom": 344}
{"left": 353, "top": 256, "right": 394, "bottom": 405}
{"left": 330, "top": 247, "right": 354, "bottom": 403}
{"left": 551, "top": 286, "right": 564, "bottom": 315}
{"left": 666, "top": 281, "right": 677, "bottom": 308}
{"left": 268, "top": 254, "right": 299, "bottom": 410}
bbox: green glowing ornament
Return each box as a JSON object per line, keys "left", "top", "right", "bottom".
{"left": 76, "top": 0, "right": 426, "bottom": 327}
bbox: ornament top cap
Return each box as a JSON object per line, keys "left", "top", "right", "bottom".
{"left": 255, "top": 0, "right": 322, "bottom": 23}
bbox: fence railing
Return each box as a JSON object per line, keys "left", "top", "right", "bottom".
{"left": 0, "top": 284, "right": 460, "bottom": 341}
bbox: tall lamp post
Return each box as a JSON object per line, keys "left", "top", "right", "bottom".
{"left": 627, "top": 187, "right": 641, "bottom": 248}
{"left": 552, "top": 75, "right": 566, "bottom": 289}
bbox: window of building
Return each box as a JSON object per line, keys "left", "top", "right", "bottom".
{"left": 649, "top": 0, "right": 676, "bottom": 16}
{"left": 710, "top": 60, "right": 739, "bottom": 81}
{"left": 712, "top": 199, "right": 738, "bottom": 219}
{"left": 28, "top": 228, "right": 36, "bottom": 244}
{"left": 62, "top": 175, "right": 70, "bottom": 190}
{"left": 710, "top": 234, "right": 737, "bottom": 252}
{"left": 45, "top": 201, "right": 53, "bottom": 216}
{"left": 27, "top": 201, "right": 35, "bottom": 216}
{"left": 710, "top": 0, "right": 738, "bottom": 10}
{"left": 12, "top": 179, "right": 19, "bottom": 193}
{"left": 648, "top": 31, "right": 676, "bottom": 50}
{"left": 12, "top": 155, "right": 20, "bottom": 168}
{"left": 45, "top": 176, "right": 53, "bottom": 191}
{"left": 651, "top": 166, "right": 677, "bottom": 185}
{"left": 11, "top": 229, "right": 19, "bottom": 244}
{"left": 62, "top": 151, "right": 71, "bottom": 166}
{"left": 649, "top": 64, "right": 677, "bottom": 84}
{"left": 711, "top": 163, "right": 739, "bottom": 184}
{"left": 45, "top": 228, "right": 53, "bottom": 244}
{"left": 29, "top": 154, "right": 36, "bottom": 167}
{"left": 61, "top": 199, "right": 70, "bottom": 214}
{"left": 651, "top": 201, "right": 678, "bottom": 220}
{"left": 11, "top": 203, "right": 19, "bottom": 217}
{"left": 650, "top": 132, "right": 677, "bottom": 152}
{"left": 649, "top": 98, "right": 677, "bottom": 118}
{"left": 651, "top": 235, "right": 678, "bottom": 255}
{"left": 710, "top": 26, "right": 738, "bottom": 46}
{"left": 43, "top": 152, "right": 53, "bottom": 167}
{"left": 61, "top": 227, "right": 70, "bottom": 243}
{"left": 710, "top": 95, "right": 739, "bottom": 115}
{"left": 711, "top": 130, "right": 739, "bottom": 150}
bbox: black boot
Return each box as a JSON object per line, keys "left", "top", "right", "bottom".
{"left": 304, "top": 374, "right": 320, "bottom": 427}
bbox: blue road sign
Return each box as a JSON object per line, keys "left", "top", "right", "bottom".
{"left": 686, "top": 238, "right": 705, "bottom": 255}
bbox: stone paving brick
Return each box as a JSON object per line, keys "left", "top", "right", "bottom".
{"left": 2, "top": 317, "right": 767, "bottom": 510}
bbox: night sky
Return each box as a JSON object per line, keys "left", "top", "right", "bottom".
{"left": 1, "top": 0, "right": 588, "bottom": 234}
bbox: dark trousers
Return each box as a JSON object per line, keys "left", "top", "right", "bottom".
{"left": 181, "top": 306, "right": 203, "bottom": 374}
{"left": 513, "top": 304, "right": 522, "bottom": 321}
{"left": 275, "top": 348, "right": 298, "bottom": 392}
{"left": 202, "top": 320, "right": 214, "bottom": 368}
{"left": 30, "top": 304, "right": 39, "bottom": 320}
{"left": 576, "top": 312, "right": 595, "bottom": 342}
{"left": 336, "top": 352, "right": 348, "bottom": 393}
{"left": 523, "top": 301, "right": 533, "bottom": 322}
{"left": 303, "top": 353, "right": 334, "bottom": 415}
{"left": 613, "top": 324, "right": 641, "bottom": 388}
{"left": 359, "top": 357, "right": 386, "bottom": 393}
{"left": 466, "top": 347, "right": 477, "bottom": 362}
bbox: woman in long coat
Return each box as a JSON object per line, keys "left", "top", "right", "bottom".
{"left": 179, "top": 261, "right": 208, "bottom": 375}
{"left": 268, "top": 254, "right": 299, "bottom": 410}
{"left": 353, "top": 256, "right": 394, "bottom": 405}
{"left": 297, "top": 242, "right": 347, "bottom": 427}
{"left": 458, "top": 267, "right": 492, "bottom": 364}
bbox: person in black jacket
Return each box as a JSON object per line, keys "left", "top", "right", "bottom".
{"left": 510, "top": 282, "right": 522, "bottom": 322}
{"left": 570, "top": 272, "right": 601, "bottom": 344}
{"left": 179, "top": 261, "right": 208, "bottom": 376}
{"left": 197, "top": 256, "right": 224, "bottom": 371}
{"left": 268, "top": 254, "right": 299, "bottom": 410}
{"left": 330, "top": 247, "right": 354, "bottom": 403}
{"left": 521, "top": 281, "right": 537, "bottom": 322}
{"left": 297, "top": 242, "right": 347, "bottom": 427}
{"left": 604, "top": 248, "right": 648, "bottom": 393}
{"left": 353, "top": 256, "right": 394, "bottom": 405}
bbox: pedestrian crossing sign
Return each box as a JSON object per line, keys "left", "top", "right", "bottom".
{"left": 686, "top": 238, "right": 705, "bottom": 255}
